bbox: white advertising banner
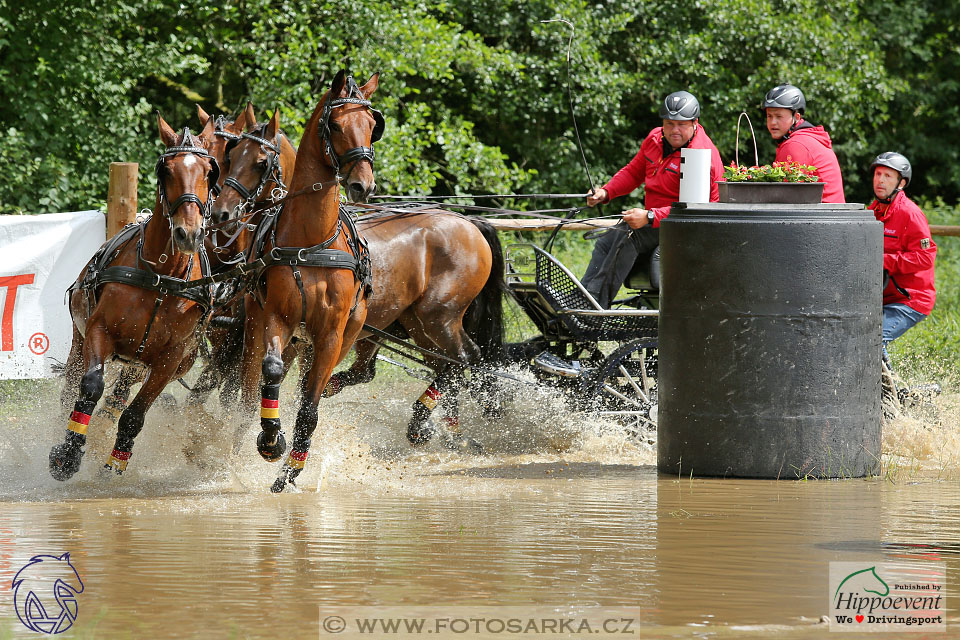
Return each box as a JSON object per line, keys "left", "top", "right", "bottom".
{"left": 0, "top": 211, "right": 105, "bottom": 379}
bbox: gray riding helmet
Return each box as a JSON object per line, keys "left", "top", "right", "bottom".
{"left": 659, "top": 91, "right": 700, "bottom": 121}
{"left": 762, "top": 84, "right": 806, "bottom": 114}
{"left": 870, "top": 152, "right": 912, "bottom": 187}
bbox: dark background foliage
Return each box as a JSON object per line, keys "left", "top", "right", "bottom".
{"left": 0, "top": 0, "right": 957, "bottom": 214}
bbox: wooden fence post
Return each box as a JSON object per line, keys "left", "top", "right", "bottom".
{"left": 107, "top": 162, "right": 138, "bottom": 238}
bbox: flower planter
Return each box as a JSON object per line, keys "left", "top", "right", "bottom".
{"left": 718, "top": 181, "right": 824, "bottom": 204}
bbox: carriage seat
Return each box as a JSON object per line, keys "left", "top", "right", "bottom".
{"left": 624, "top": 245, "right": 661, "bottom": 292}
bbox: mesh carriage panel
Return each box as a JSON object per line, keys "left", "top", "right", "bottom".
{"left": 534, "top": 250, "right": 658, "bottom": 342}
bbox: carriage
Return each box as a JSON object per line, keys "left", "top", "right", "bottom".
{"left": 500, "top": 240, "right": 660, "bottom": 437}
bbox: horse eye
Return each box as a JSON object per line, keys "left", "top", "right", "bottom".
{"left": 257, "top": 158, "right": 268, "bottom": 168}
{"left": 329, "top": 122, "right": 342, "bottom": 133}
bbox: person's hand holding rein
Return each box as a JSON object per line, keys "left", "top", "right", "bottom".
{"left": 586, "top": 188, "right": 607, "bottom": 207}
{"left": 622, "top": 208, "right": 650, "bottom": 229}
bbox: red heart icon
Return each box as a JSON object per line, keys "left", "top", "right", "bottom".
{"left": 856, "top": 615, "right": 864, "bottom": 623}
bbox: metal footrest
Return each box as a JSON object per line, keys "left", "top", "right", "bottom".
{"left": 533, "top": 351, "right": 581, "bottom": 378}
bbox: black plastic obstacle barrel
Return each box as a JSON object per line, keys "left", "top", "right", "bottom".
{"left": 657, "top": 202, "right": 883, "bottom": 479}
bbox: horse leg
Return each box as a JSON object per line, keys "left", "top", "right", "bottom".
{"left": 96, "top": 366, "right": 142, "bottom": 425}
{"left": 253, "top": 318, "right": 294, "bottom": 465}
{"left": 49, "top": 329, "right": 113, "bottom": 481}
{"left": 436, "top": 373, "right": 484, "bottom": 454}
{"left": 58, "top": 325, "right": 85, "bottom": 412}
{"left": 186, "top": 361, "right": 221, "bottom": 407}
{"left": 406, "top": 365, "right": 463, "bottom": 446}
{"left": 400, "top": 314, "right": 482, "bottom": 447}
{"left": 323, "top": 338, "right": 379, "bottom": 398}
{"left": 270, "top": 338, "right": 344, "bottom": 493}
{"left": 103, "top": 358, "right": 184, "bottom": 476}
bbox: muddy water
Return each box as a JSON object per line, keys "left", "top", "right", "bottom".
{"left": 1, "top": 375, "right": 959, "bottom": 638}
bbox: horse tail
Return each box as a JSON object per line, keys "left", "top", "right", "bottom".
{"left": 463, "top": 217, "right": 508, "bottom": 364}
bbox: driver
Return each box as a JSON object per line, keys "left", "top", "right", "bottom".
{"left": 581, "top": 91, "right": 723, "bottom": 308}
{"left": 868, "top": 152, "right": 936, "bottom": 350}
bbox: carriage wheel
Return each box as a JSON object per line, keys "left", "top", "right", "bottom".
{"left": 587, "top": 339, "right": 658, "bottom": 439}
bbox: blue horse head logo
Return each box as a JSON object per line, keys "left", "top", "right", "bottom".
{"left": 12, "top": 553, "right": 84, "bottom": 635}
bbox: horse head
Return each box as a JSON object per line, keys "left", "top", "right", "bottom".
{"left": 157, "top": 113, "right": 219, "bottom": 254}
{"left": 320, "top": 70, "right": 383, "bottom": 203}
{"left": 197, "top": 104, "right": 248, "bottom": 179}
{"left": 211, "top": 107, "right": 289, "bottom": 229}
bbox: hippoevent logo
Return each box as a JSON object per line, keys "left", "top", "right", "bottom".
{"left": 829, "top": 561, "right": 945, "bottom": 633}
{"left": 12, "top": 553, "right": 84, "bottom": 635}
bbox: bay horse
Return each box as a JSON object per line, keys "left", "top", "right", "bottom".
{"left": 185, "top": 107, "right": 298, "bottom": 410}
{"left": 239, "top": 70, "right": 380, "bottom": 492}
{"left": 80, "top": 106, "right": 252, "bottom": 427}
{"left": 322, "top": 208, "right": 505, "bottom": 451}
{"left": 50, "top": 115, "right": 219, "bottom": 480}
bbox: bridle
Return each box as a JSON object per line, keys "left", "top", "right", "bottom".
{"left": 154, "top": 128, "right": 220, "bottom": 222}
{"left": 317, "top": 75, "right": 385, "bottom": 182}
{"left": 221, "top": 126, "right": 288, "bottom": 212}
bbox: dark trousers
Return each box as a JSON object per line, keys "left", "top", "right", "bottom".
{"left": 581, "top": 223, "right": 659, "bottom": 308}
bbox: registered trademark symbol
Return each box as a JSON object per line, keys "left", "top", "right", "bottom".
{"left": 28, "top": 332, "right": 49, "bottom": 355}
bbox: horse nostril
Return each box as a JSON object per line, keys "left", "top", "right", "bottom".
{"left": 348, "top": 183, "right": 366, "bottom": 202}
{"left": 174, "top": 227, "right": 188, "bottom": 244}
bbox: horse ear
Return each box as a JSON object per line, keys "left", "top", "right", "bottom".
{"left": 265, "top": 108, "right": 279, "bottom": 140}
{"left": 157, "top": 113, "right": 178, "bottom": 147}
{"left": 199, "top": 112, "right": 216, "bottom": 140}
{"left": 244, "top": 102, "right": 257, "bottom": 132}
{"left": 231, "top": 108, "right": 247, "bottom": 134}
{"left": 359, "top": 72, "right": 380, "bottom": 99}
{"left": 331, "top": 70, "right": 347, "bottom": 97}
{"left": 197, "top": 104, "right": 210, "bottom": 127}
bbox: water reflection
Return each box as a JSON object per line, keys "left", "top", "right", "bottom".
{"left": 1, "top": 466, "right": 958, "bottom": 638}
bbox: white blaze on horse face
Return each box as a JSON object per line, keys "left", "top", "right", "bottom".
{"left": 169, "top": 153, "right": 206, "bottom": 254}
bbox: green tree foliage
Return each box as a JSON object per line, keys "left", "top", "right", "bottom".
{"left": 0, "top": 0, "right": 955, "bottom": 215}
{"left": 864, "top": 1, "right": 960, "bottom": 202}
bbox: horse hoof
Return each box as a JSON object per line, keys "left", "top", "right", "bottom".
{"left": 406, "top": 422, "right": 434, "bottom": 447}
{"left": 257, "top": 430, "right": 287, "bottom": 462}
{"left": 98, "top": 463, "right": 121, "bottom": 479}
{"left": 49, "top": 443, "right": 84, "bottom": 482}
{"left": 270, "top": 476, "right": 287, "bottom": 493}
{"left": 321, "top": 374, "right": 343, "bottom": 398}
{"left": 441, "top": 433, "right": 485, "bottom": 455}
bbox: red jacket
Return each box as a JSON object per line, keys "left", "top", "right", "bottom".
{"left": 869, "top": 190, "right": 936, "bottom": 315}
{"left": 775, "top": 123, "right": 845, "bottom": 203}
{"left": 602, "top": 125, "right": 723, "bottom": 228}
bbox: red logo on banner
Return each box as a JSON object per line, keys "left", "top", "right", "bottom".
{"left": 0, "top": 274, "right": 35, "bottom": 352}
{"left": 28, "top": 332, "right": 49, "bottom": 355}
